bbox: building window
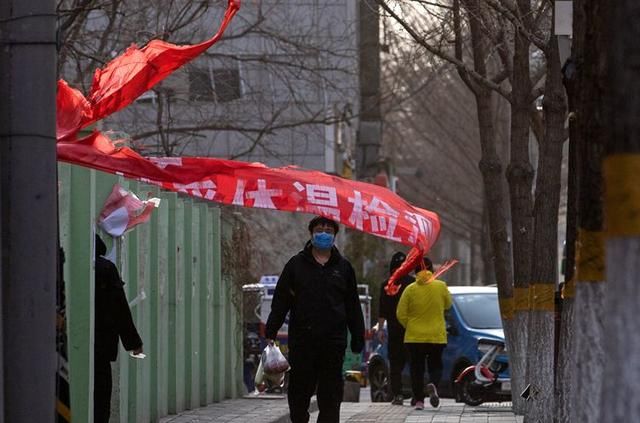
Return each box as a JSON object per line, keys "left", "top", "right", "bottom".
{"left": 212, "top": 69, "right": 241, "bottom": 102}
{"left": 189, "top": 67, "right": 214, "bottom": 101}
{"left": 189, "top": 66, "right": 241, "bottom": 103}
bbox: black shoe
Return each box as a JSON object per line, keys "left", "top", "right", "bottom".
{"left": 391, "top": 395, "right": 403, "bottom": 405}
{"left": 426, "top": 383, "right": 439, "bottom": 408}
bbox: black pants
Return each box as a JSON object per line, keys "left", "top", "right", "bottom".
{"left": 94, "top": 356, "right": 113, "bottom": 423}
{"left": 387, "top": 338, "right": 408, "bottom": 397}
{"left": 287, "top": 343, "right": 345, "bottom": 423}
{"left": 407, "top": 343, "right": 445, "bottom": 403}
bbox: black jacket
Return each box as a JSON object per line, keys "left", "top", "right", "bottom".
{"left": 95, "top": 236, "right": 143, "bottom": 362}
{"left": 265, "top": 242, "right": 365, "bottom": 353}
{"left": 379, "top": 275, "right": 414, "bottom": 342}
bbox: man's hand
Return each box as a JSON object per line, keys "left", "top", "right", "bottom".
{"left": 350, "top": 337, "right": 364, "bottom": 354}
{"left": 132, "top": 346, "right": 144, "bottom": 355}
{"left": 265, "top": 338, "right": 275, "bottom": 346}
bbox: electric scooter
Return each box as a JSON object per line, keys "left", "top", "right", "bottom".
{"left": 454, "top": 338, "right": 511, "bottom": 406}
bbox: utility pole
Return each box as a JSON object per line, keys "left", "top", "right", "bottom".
{"left": 356, "top": 0, "right": 382, "bottom": 180}
{"left": 0, "top": 0, "right": 58, "bottom": 421}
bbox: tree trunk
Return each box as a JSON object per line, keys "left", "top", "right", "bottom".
{"left": 555, "top": 40, "right": 580, "bottom": 422}
{"left": 601, "top": 240, "right": 640, "bottom": 421}
{"left": 601, "top": 1, "right": 640, "bottom": 422}
{"left": 508, "top": 3, "right": 534, "bottom": 294}
{"left": 465, "top": 4, "right": 516, "bottom": 406}
{"left": 524, "top": 24, "right": 567, "bottom": 423}
{"left": 508, "top": 3, "right": 534, "bottom": 413}
{"left": 475, "top": 91, "right": 519, "bottom": 412}
{"left": 481, "top": 195, "right": 496, "bottom": 285}
{"left": 510, "top": 312, "right": 528, "bottom": 415}
{"left": 555, "top": 297, "right": 576, "bottom": 423}
{"left": 570, "top": 1, "right": 607, "bottom": 422}
{"left": 572, "top": 282, "right": 606, "bottom": 422}
{"left": 522, "top": 312, "right": 554, "bottom": 422}
{"left": 476, "top": 91, "right": 513, "bottom": 301}
{"left": 452, "top": 1, "right": 518, "bottom": 407}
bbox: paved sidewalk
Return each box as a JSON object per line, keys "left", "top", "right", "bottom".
{"left": 158, "top": 395, "right": 287, "bottom": 423}
{"left": 162, "top": 396, "right": 521, "bottom": 423}
{"left": 158, "top": 393, "right": 316, "bottom": 423}
{"left": 311, "top": 399, "right": 522, "bottom": 423}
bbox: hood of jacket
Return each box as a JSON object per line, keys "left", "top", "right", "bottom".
{"left": 415, "top": 269, "right": 434, "bottom": 285}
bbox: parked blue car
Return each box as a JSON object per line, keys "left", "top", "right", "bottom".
{"left": 367, "top": 286, "right": 510, "bottom": 402}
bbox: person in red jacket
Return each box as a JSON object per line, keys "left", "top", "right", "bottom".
{"left": 265, "top": 217, "right": 365, "bottom": 423}
{"left": 94, "top": 234, "right": 143, "bottom": 423}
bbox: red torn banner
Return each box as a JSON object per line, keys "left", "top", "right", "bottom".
{"left": 58, "top": 132, "right": 441, "bottom": 254}
{"left": 57, "top": 0, "right": 240, "bottom": 141}
{"left": 55, "top": 0, "right": 441, "bottom": 292}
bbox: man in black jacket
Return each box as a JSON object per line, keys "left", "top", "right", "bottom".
{"left": 94, "top": 234, "right": 143, "bottom": 423}
{"left": 377, "top": 251, "right": 414, "bottom": 405}
{"left": 266, "top": 216, "right": 365, "bottom": 423}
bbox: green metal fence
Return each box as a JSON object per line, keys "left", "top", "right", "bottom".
{"left": 58, "top": 164, "right": 243, "bottom": 423}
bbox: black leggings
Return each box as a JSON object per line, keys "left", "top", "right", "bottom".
{"left": 406, "top": 343, "right": 445, "bottom": 402}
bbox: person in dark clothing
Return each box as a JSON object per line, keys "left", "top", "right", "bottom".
{"left": 377, "top": 251, "right": 414, "bottom": 405}
{"left": 94, "top": 234, "right": 143, "bottom": 423}
{"left": 265, "top": 217, "right": 365, "bottom": 423}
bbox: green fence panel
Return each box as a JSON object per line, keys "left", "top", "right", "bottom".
{"left": 190, "top": 203, "right": 201, "bottom": 409}
{"left": 134, "top": 183, "right": 152, "bottom": 422}
{"left": 156, "top": 191, "right": 171, "bottom": 418}
{"left": 143, "top": 184, "right": 161, "bottom": 422}
{"left": 198, "top": 203, "right": 210, "bottom": 406}
{"left": 182, "top": 200, "right": 194, "bottom": 408}
{"left": 164, "top": 191, "right": 181, "bottom": 415}
{"left": 60, "top": 164, "right": 96, "bottom": 423}
{"left": 221, "top": 222, "right": 233, "bottom": 399}
{"left": 167, "top": 193, "right": 187, "bottom": 413}
{"left": 185, "top": 201, "right": 200, "bottom": 408}
{"left": 60, "top": 165, "right": 242, "bottom": 423}
{"left": 211, "top": 208, "right": 224, "bottom": 402}
{"left": 223, "top": 279, "right": 234, "bottom": 398}
{"left": 205, "top": 206, "right": 218, "bottom": 404}
{"left": 122, "top": 180, "right": 139, "bottom": 423}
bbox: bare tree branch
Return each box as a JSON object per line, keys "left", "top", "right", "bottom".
{"left": 379, "top": 0, "right": 512, "bottom": 101}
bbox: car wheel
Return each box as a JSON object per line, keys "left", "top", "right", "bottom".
{"left": 458, "top": 371, "right": 484, "bottom": 406}
{"left": 369, "top": 362, "right": 391, "bottom": 402}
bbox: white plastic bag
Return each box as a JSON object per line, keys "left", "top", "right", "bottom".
{"left": 263, "top": 344, "right": 290, "bottom": 374}
{"left": 254, "top": 354, "right": 265, "bottom": 388}
{"left": 264, "top": 370, "right": 285, "bottom": 387}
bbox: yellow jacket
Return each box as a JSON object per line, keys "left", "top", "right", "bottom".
{"left": 396, "top": 270, "right": 453, "bottom": 344}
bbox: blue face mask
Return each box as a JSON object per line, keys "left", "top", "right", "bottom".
{"left": 311, "top": 232, "right": 335, "bottom": 250}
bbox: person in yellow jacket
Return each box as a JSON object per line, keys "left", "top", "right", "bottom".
{"left": 396, "top": 257, "right": 452, "bottom": 410}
